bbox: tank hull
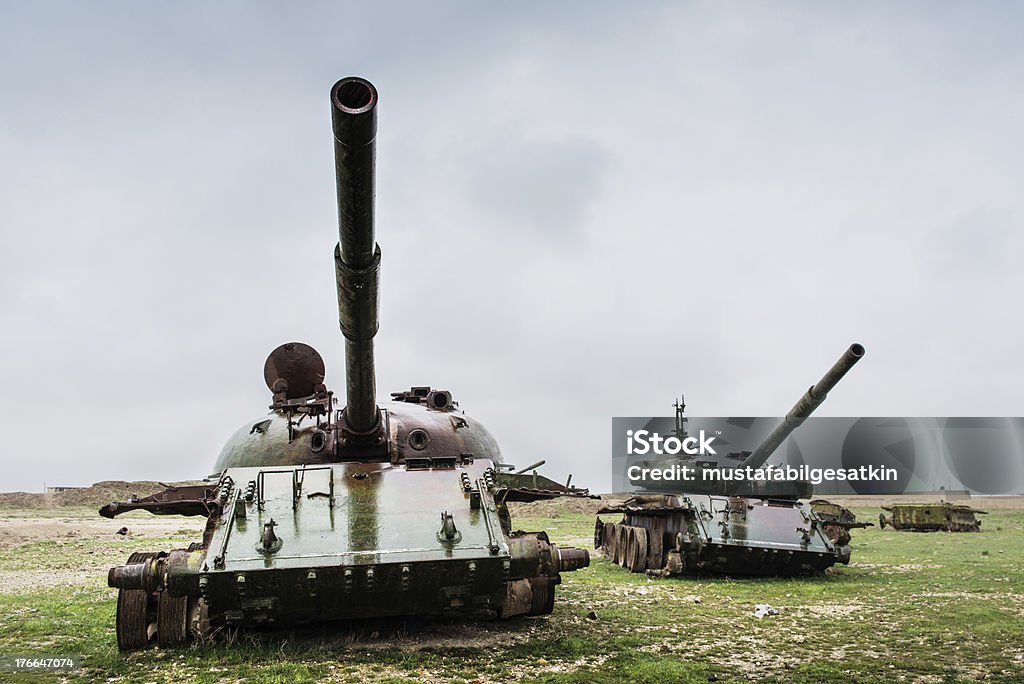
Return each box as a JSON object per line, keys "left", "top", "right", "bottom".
{"left": 595, "top": 494, "right": 846, "bottom": 577}
{"left": 879, "top": 502, "right": 985, "bottom": 532}
{"left": 106, "top": 459, "right": 588, "bottom": 649}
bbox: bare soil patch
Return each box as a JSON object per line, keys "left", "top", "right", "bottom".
{"left": 508, "top": 496, "right": 605, "bottom": 518}
{"left": 0, "top": 513, "right": 206, "bottom": 594}
{"left": 0, "top": 480, "right": 204, "bottom": 510}
{"left": 0, "top": 514, "right": 205, "bottom": 550}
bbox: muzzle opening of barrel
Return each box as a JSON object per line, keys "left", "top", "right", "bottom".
{"left": 333, "top": 79, "right": 376, "bottom": 113}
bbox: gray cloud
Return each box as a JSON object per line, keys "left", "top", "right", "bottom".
{"left": 460, "top": 131, "right": 610, "bottom": 240}
{"left": 1, "top": 3, "right": 1023, "bottom": 493}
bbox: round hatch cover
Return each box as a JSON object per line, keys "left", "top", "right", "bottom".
{"left": 263, "top": 342, "right": 326, "bottom": 399}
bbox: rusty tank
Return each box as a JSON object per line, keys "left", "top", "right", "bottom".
{"left": 595, "top": 344, "right": 867, "bottom": 577}
{"left": 99, "top": 77, "right": 591, "bottom": 650}
{"left": 879, "top": 502, "right": 986, "bottom": 532}
{"left": 809, "top": 499, "right": 874, "bottom": 551}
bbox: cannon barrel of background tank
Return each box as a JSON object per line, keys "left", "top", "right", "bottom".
{"left": 331, "top": 77, "right": 382, "bottom": 437}
{"left": 738, "top": 343, "right": 865, "bottom": 470}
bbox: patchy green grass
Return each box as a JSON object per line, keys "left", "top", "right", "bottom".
{"left": 1, "top": 505, "right": 1022, "bottom": 682}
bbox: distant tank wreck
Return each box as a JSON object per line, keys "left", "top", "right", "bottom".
{"left": 596, "top": 344, "right": 870, "bottom": 577}
{"left": 879, "top": 502, "right": 986, "bottom": 532}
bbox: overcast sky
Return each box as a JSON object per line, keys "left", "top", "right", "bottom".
{"left": 1, "top": 2, "right": 1022, "bottom": 493}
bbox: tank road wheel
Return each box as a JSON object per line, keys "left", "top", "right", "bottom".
{"left": 649, "top": 530, "right": 664, "bottom": 570}
{"left": 622, "top": 527, "right": 635, "bottom": 568}
{"left": 616, "top": 525, "right": 629, "bottom": 566}
{"left": 878, "top": 513, "right": 886, "bottom": 530}
{"left": 157, "top": 591, "right": 189, "bottom": 646}
{"left": 603, "top": 523, "right": 615, "bottom": 556}
{"left": 116, "top": 551, "right": 163, "bottom": 651}
{"left": 594, "top": 519, "right": 604, "bottom": 549}
{"left": 528, "top": 577, "right": 556, "bottom": 616}
{"left": 116, "top": 589, "right": 155, "bottom": 651}
{"left": 630, "top": 528, "right": 649, "bottom": 573}
{"left": 126, "top": 551, "right": 160, "bottom": 563}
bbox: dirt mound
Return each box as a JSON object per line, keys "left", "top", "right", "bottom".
{"left": 0, "top": 480, "right": 204, "bottom": 510}
{"left": 508, "top": 496, "right": 605, "bottom": 518}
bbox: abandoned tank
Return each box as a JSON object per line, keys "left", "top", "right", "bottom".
{"left": 879, "top": 502, "right": 986, "bottom": 532}
{"left": 100, "top": 77, "right": 591, "bottom": 650}
{"left": 809, "top": 499, "right": 873, "bottom": 551}
{"left": 595, "top": 343, "right": 868, "bottom": 576}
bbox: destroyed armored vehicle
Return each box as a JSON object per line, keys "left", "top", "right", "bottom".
{"left": 596, "top": 344, "right": 867, "bottom": 576}
{"left": 879, "top": 502, "right": 986, "bottom": 532}
{"left": 100, "top": 77, "right": 590, "bottom": 650}
{"left": 809, "top": 499, "right": 873, "bottom": 550}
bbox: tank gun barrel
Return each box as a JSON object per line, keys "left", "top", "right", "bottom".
{"left": 738, "top": 343, "right": 865, "bottom": 470}
{"left": 514, "top": 460, "right": 546, "bottom": 475}
{"left": 331, "top": 77, "right": 382, "bottom": 438}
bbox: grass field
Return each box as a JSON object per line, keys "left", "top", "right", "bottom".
{"left": 1, "top": 501, "right": 1022, "bottom": 683}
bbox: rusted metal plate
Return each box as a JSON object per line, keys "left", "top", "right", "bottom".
{"left": 100, "top": 485, "right": 216, "bottom": 518}
{"left": 263, "top": 342, "right": 326, "bottom": 399}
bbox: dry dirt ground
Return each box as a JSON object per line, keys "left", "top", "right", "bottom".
{"left": 0, "top": 512, "right": 207, "bottom": 593}
{"left": 0, "top": 481, "right": 209, "bottom": 594}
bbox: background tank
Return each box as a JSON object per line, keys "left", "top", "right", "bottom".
{"left": 879, "top": 502, "right": 986, "bottom": 532}
{"left": 595, "top": 344, "right": 867, "bottom": 576}
{"left": 99, "top": 77, "right": 591, "bottom": 651}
